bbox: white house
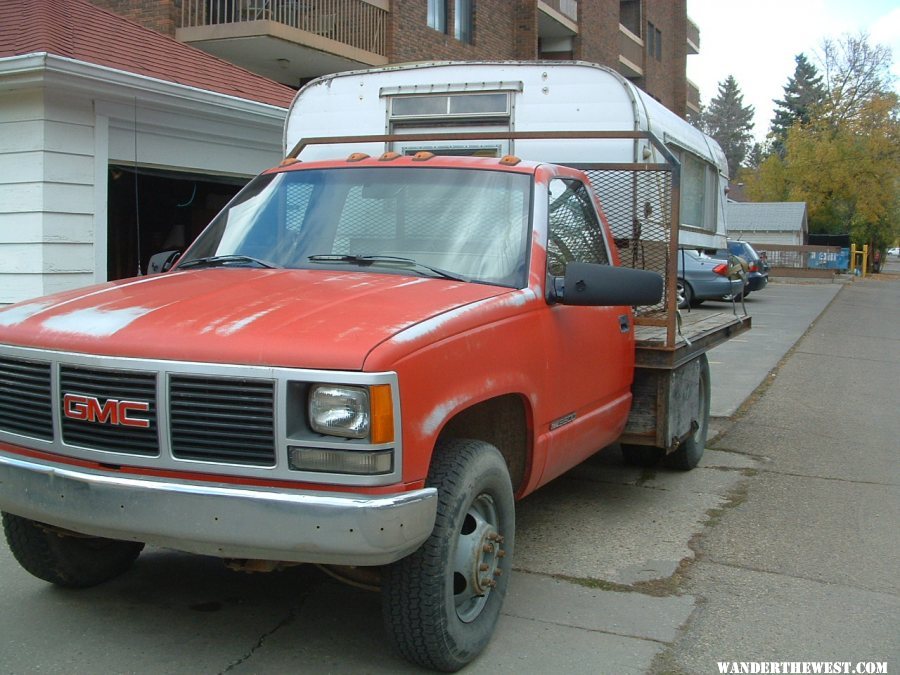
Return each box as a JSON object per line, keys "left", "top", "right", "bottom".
{"left": 0, "top": 0, "right": 296, "bottom": 305}
{"left": 725, "top": 201, "right": 808, "bottom": 247}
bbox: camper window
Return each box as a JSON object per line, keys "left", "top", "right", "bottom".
{"left": 672, "top": 148, "right": 717, "bottom": 233}
{"left": 390, "top": 93, "right": 509, "bottom": 119}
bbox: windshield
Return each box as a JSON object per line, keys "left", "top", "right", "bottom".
{"left": 178, "top": 167, "right": 533, "bottom": 288}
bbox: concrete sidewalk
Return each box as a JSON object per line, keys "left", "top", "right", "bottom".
{"left": 657, "top": 275, "right": 900, "bottom": 672}
{"left": 703, "top": 282, "right": 843, "bottom": 418}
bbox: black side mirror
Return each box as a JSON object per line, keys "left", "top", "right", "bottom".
{"left": 558, "top": 262, "right": 663, "bottom": 307}
{"left": 146, "top": 250, "right": 181, "bottom": 275}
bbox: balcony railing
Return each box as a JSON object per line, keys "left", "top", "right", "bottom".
{"left": 540, "top": 0, "right": 578, "bottom": 23}
{"left": 180, "top": 0, "right": 388, "bottom": 56}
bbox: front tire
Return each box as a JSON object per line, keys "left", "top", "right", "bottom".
{"left": 382, "top": 440, "right": 515, "bottom": 672}
{"left": 2, "top": 513, "right": 144, "bottom": 588}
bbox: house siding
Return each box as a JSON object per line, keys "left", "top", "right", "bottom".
{"left": 0, "top": 77, "right": 286, "bottom": 306}
{"left": 0, "top": 88, "right": 96, "bottom": 304}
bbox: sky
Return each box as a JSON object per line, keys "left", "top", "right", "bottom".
{"left": 685, "top": 0, "right": 900, "bottom": 143}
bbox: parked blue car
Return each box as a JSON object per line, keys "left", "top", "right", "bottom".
{"left": 677, "top": 249, "right": 745, "bottom": 309}
{"left": 715, "top": 240, "right": 769, "bottom": 298}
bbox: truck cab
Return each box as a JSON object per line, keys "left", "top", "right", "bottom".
{"left": 0, "top": 151, "right": 661, "bottom": 671}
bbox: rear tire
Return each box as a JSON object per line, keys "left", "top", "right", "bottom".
{"left": 664, "top": 354, "right": 710, "bottom": 470}
{"left": 2, "top": 512, "right": 144, "bottom": 588}
{"left": 382, "top": 440, "right": 514, "bottom": 672}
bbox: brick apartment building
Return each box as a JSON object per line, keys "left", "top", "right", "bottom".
{"left": 0, "top": 0, "right": 703, "bottom": 305}
{"left": 90, "top": 0, "right": 702, "bottom": 117}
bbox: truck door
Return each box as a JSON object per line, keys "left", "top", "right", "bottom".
{"left": 539, "top": 176, "right": 636, "bottom": 484}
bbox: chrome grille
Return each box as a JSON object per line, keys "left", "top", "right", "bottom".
{"left": 0, "top": 356, "right": 53, "bottom": 440}
{"left": 169, "top": 375, "right": 276, "bottom": 465}
{"left": 59, "top": 366, "right": 158, "bottom": 455}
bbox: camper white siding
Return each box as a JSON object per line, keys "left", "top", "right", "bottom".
{"left": 285, "top": 61, "right": 729, "bottom": 250}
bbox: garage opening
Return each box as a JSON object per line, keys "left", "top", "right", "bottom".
{"left": 107, "top": 166, "right": 247, "bottom": 280}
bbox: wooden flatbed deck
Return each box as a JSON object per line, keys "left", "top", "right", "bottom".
{"left": 634, "top": 310, "right": 752, "bottom": 370}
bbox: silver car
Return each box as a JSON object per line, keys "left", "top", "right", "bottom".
{"left": 676, "top": 249, "right": 745, "bottom": 309}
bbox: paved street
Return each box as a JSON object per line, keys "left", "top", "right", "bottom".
{"left": 0, "top": 274, "right": 897, "bottom": 674}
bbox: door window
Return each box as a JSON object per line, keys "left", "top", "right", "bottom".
{"left": 547, "top": 178, "right": 611, "bottom": 276}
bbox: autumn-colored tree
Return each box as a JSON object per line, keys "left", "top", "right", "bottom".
{"left": 744, "top": 34, "right": 900, "bottom": 249}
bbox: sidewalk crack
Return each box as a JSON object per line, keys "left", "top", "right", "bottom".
{"left": 219, "top": 598, "right": 306, "bottom": 674}
{"left": 701, "top": 559, "right": 900, "bottom": 597}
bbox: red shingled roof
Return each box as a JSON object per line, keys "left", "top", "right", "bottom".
{"left": 0, "top": 0, "right": 296, "bottom": 108}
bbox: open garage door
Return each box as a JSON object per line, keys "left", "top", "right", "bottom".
{"left": 107, "top": 166, "right": 247, "bottom": 280}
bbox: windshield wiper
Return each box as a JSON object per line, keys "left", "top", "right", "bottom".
{"left": 307, "top": 254, "right": 468, "bottom": 282}
{"left": 177, "top": 255, "right": 282, "bottom": 270}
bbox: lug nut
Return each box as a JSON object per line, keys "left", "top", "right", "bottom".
{"left": 494, "top": 569, "right": 503, "bottom": 576}
{"left": 482, "top": 543, "right": 494, "bottom": 553}
{"left": 497, "top": 549, "right": 506, "bottom": 558}
{"left": 480, "top": 563, "right": 489, "bottom": 571}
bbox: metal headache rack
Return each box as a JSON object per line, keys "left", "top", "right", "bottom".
{"left": 288, "top": 129, "right": 694, "bottom": 347}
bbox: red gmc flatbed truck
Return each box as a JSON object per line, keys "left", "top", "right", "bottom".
{"left": 0, "top": 143, "right": 747, "bottom": 671}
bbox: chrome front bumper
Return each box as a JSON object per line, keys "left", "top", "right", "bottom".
{"left": 0, "top": 452, "right": 437, "bottom": 566}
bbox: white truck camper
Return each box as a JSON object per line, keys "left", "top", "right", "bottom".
{"left": 284, "top": 60, "right": 730, "bottom": 252}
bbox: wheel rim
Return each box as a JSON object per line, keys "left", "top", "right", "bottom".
{"left": 676, "top": 281, "right": 686, "bottom": 307}
{"left": 452, "top": 493, "right": 505, "bottom": 623}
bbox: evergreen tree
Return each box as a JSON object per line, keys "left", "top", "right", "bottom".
{"left": 769, "top": 53, "right": 826, "bottom": 157}
{"left": 745, "top": 142, "right": 764, "bottom": 170}
{"left": 702, "top": 75, "right": 755, "bottom": 178}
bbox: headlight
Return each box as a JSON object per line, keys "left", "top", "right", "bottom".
{"left": 309, "top": 385, "right": 370, "bottom": 438}
{"left": 308, "top": 384, "right": 394, "bottom": 443}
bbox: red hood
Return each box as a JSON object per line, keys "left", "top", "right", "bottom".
{"left": 0, "top": 269, "right": 510, "bottom": 370}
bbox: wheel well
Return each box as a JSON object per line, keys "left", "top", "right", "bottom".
{"left": 436, "top": 394, "right": 530, "bottom": 493}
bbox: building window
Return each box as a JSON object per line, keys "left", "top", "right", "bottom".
{"left": 428, "top": 0, "right": 447, "bottom": 33}
{"left": 619, "top": 0, "right": 641, "bottom": 36}
{"left": 647, "top": 21, "right": 662, "bottom": 60}
{"left": 455, "top": 0, "right": 473, "bottom": 43}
